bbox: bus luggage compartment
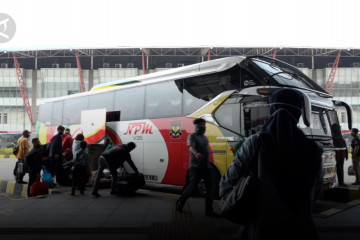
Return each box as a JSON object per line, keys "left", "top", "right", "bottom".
{"left": 115, "top": 173, "right": 145, "bottom": 195}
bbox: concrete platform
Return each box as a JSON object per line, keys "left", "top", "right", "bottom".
{"left": 0, "top": 184, "right": 359, "bottom": 240}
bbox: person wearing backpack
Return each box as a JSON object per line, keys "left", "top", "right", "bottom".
{"left": 71, "top": 141, "right": 89, "bottom": 196}
{"left": 25, "top": 138, "right": 43, "bottom": 197}
{"left": 220, "top": 89, "right": 323, "bottom": 240}
{"left": 14, "top": 130, "right": 31, "bottom": 184}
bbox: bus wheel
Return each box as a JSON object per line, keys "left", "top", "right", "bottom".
{"left": 195, "top": 166, "right": 221, "bottom": 200}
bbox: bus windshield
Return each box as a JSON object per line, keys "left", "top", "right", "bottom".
{"left": 248, "top": 57, "right": 326, "bottom": 93}
{"left": 215, "top": 92, "right": 333, "bottom": 140}
{"left": 298, "top": 106, "right": 332, "bottom": 138}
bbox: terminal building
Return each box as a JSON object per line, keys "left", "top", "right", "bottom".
{"left": 0, "top": 47, "right": 359, "bottom": 132}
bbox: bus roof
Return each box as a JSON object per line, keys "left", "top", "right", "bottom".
{"left": 39, "top": 56, "right": 246, "bottom": 104}
{"left": 38, "top": 55, "right": 331, "bottom": 105}
{"left": 90, "top": 79, "right": 141, "bottom": 91}
{"left": 90, "top": 56, "right": 245, "bottom": 91}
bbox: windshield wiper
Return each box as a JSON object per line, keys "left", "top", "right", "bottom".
{"left": 270, "top": 71, "right": 297, "bottom": 80}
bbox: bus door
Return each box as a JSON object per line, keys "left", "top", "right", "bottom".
{"left": 242, "top": 101, "right": 270, "bottom": 137}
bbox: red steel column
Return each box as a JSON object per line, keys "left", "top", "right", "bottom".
{"left": 13, "top": 54, "right": 34, "bottom": 126}
{"left": 142, "top": 49, "right": 146, "bottom": 75}
{"left": 75, "top": 51, "right": 86, "bottom": 92}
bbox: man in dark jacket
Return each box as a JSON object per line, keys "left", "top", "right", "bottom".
{"left": 92, "top": 142, "right": 139, "bottom": 197}
{"left": 26, "top": 138, "right": 43, "bottom": 197}
{"left": 49, "top": 125, "right": 65, "bottom": 185}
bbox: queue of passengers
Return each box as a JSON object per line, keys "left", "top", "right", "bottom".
{"left": 14, "top": 125, "right": 139, "bottom": 198}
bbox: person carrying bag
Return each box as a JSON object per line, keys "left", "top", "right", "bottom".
{"left": 219, "top": 88, "right": 323, "bottom": 240}
{"left": 219, "top": 134, "right": 259, "bottom": 225}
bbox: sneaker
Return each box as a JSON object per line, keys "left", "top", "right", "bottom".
{"left": 339, "top": 183, "right": 347, "bottom": 187}
{"left": 205, "top": 211, "right": 221, "bottom": 217}
{"left": 92, "top": 192, "right": 101, "bottom": 198}
{"left": 70, "top": 192, "right": 75, "bottom": 196}
{"left": 176, "top": 199, "right": 183, "bottom": 212}
{"left": 110, "top": 190, "right": 117, "bottom": 195}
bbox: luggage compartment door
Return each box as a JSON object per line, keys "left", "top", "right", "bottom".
{"left": 81, "top": 108, "right": 106, "bottom": 143}
{"left": 143, "top": 142, "right": 168, "bottom": 183}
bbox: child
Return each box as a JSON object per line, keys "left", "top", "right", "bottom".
{"left": 71, "top": 141, "right": 89, "bottom": 196}
{"left": 25, "top": 138, "right": 43, "bottom": 197}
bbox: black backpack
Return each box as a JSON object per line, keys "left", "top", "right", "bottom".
{"left": 13, "top": 144, "right": 19, "bottom": 155}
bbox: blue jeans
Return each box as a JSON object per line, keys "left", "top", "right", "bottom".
{"left": 92, "top": 156, "right": 118, "bottom": 194}
{"left": 178, "top": 167, "right": 215, "bottom": 213}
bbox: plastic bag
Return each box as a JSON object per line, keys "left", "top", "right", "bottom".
{"left": 42, "top": 167, "right": 56, "bottom": 188}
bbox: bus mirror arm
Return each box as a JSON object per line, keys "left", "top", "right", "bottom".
{"left": 300, "top": 91, "right": 311, "bottom": 127}
{"left": 333, "top": 100, "right": 353, "bottom": 130}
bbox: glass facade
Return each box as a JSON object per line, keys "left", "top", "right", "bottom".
{"left": 315, "top": 68, "right": 360, "bottom": 129}
{"left": 0, "top": 69, "right": 32, "bottom": 131}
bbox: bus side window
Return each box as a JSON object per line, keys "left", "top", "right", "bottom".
{"left": 63, "top": 96, "right": 88, "bottom": 125}
{"left": 114, "top": 86, "right": 145, "bottom": 121}
{"left": 38, "top": 102, "right": 53, "bottom": 126}
{"left": 52, "top": 101, "right": 63, "bottom": 126}
{"left": 145, "top": 81, "right": 182, "bottom": 119}
{"left": 88, "top": 91, "right": 115, "bottom": 112}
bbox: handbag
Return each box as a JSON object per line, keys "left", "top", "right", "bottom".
{"left": 219, "top": 135, "right": 259, "bottom": 225}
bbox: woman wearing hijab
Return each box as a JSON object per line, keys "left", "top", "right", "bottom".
{"left": 220, "top": 88, "right": 323, "bottom": 240}
{"left": 72, "top": 133, "right": 85, "bottom": 155}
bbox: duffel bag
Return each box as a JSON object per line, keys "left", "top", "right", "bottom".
{"left": 30, "top": 176, "right": 49, "bottom": 196}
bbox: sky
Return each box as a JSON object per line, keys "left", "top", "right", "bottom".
{"left": 1, "top": 0, "right": 360, "bottom": 51}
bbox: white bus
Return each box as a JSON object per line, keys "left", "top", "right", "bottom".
{"left": 36, "top": 56, "right": 352, "bottom": 195}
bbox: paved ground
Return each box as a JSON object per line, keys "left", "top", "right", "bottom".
{"left": 0, "top": 157, "right": 357, "bottom": 185}
{"left": 1, "top": 158, "right": 360, "bottom": 240}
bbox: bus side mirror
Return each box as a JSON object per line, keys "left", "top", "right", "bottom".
{"left": 301, "top": 91, "right": 311, "bottom": 127}
{"left": 333, "top": 100, "right": 353, "bottom": 130}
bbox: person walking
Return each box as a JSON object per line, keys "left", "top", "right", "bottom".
{"left": 331, "top": 123, "right": 349, "bottom": 187}
{"left": 14, "top": 130, "right": 31, "bottom": 184}
{"left": 176, "top": 118, "right": 218, "bottom": 217}
{"left": 336, "top": 139, "right": 349, "bottom": 187}
{"left": 49, "top": 125, "right": 65, "bottom": 185}
{"left": 220, "top": 88, "right": 323, "bottom": 240}
{"left": 25, "top": 138, "right": 43, "bottom": 197}
{"left": 71, "top": 141, "right": 90, "bottom": 196}
{"left": 91, "top": 142, "right": 139, "bottom": 197}
{"left": 350, "top": 128, "right": 360, "bottom": 185}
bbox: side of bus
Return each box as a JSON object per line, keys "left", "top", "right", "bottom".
{"left": 36, "top": 69, "right": 243, "bottom": 189}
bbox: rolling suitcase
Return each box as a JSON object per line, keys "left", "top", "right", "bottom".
{"left": 115, "top": 172, "right": 145, "bottom": 195}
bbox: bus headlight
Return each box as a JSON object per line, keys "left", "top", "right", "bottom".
{"left": 321, "top": 151, "right": 336, "bottom": 164}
